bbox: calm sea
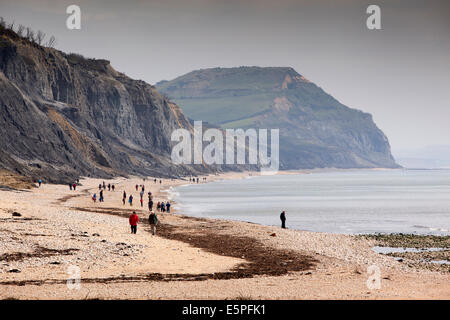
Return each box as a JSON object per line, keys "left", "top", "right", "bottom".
{"left": 168, "top": 170, "right": 450, "bottom": 235}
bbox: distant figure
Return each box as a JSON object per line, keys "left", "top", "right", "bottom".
{"left": 128, "top": 195, "right": 133, "bottom": 206}
{"left": 140, "top": 190, "right": 144, "bottom": 200}
{"left": 154, "top": 178, "right": 157, "bottom": 184}
{"left": 99, "top": 190, "right": 104, "bottom": 202}
{"left": 108, "top": 183, "right": 111, "bottom": 191}
{"left": 148, "top": 199, "right": 154, "bottom": 211}
{"left": 38, "top": 179, "right": 42, "bottom": 187}
{"left": 122, "top": 191, "right": 127, "bottom": 205}
{"left": 99, "top": 184, "right": 102, "bottom": 190}
{"left": 73, "top": 183, "right": 77, "bottom": 191}
{"left": 112, "top": 184, "right": 115, "bottom": 191}
{"left": 280, "top": 211, "right": 286, "bottom": 229}
{"left": 161, "top": 201, "right": 166, "bottom": 213}
{"left": 92, "top": 193, "right": 97, "bottom": 203}
{"left": 159, "top": 180, "right": 162, "bottom": 184}
{"left": 140, "top": 197, "right": 143, "bottom": 207}
{"left": 69, "top": 183, "right": 72, "bottom": 191}
{"left": 197, "top": 177, "right": 199, "bottom": 183}
{"left": 166, "top": 201, "right": 171, "bottom": 213}
{"left": 141, "top": 185, "right": 145, "bottom": 192}
{"left": 156, "top": 201, "right": 161, "bottom": 212}
{"left": 129, "top": 211, "right": 139, "bottom": 234}
{"left": 102, "top": 181, "right": 106, "bottom": 190}
{"left": 148, "top": 211, "right": 158, "bottom": 235}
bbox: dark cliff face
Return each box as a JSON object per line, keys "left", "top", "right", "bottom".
{"left": 157, "top": 67, "right": 400, "bottom": 170}
{"left": 0, "top": 29, "right": 211, "bottom": 182}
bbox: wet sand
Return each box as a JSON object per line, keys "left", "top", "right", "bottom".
{"left": 0, "top": 172, "right": 449, "bottom": 299}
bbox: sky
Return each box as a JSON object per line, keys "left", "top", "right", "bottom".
{"left": 0, "top": 0, "right": 449, "bottom": 154}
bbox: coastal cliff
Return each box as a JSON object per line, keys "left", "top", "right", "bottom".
{"left": 0, "top": 26, "right": 211, "bottom": 182}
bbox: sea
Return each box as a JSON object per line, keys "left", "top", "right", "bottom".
{"left": 168, "top": 169, "right": 450, "bottom": 235}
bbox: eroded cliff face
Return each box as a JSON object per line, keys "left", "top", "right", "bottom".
{"left": 0, "top": 29, "right": 208, "bottom": 182}
{"left": 157, "top": 66, "right": 400, "bottom": 170}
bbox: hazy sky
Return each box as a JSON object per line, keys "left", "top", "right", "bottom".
{"left": 1, "top": 0, "right": 449, "bottom": 153}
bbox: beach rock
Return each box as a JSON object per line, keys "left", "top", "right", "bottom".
{"left": 8, "top": 268, "right": 21, "bottom": 273}
{"left": 270, "top": 233, "right": 277, "bottom": 237}
{"left": 12, "top": 212, "right": 21, "bottom": 217}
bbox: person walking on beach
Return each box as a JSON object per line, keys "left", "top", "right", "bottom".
{"left": 92, "top": 193, "right": 97, "bottom": 203}
{"left": 148, "top": 211, "right": 158, "bottom": 235}
{"left": 128, "top": 195, "right": 133, "bottom": 206}
{"left": 140, "top": 197, "right": 143, "bottom": 207}
{"left": 148, "top": 199, "right": 153, "bottom": 211}
{"left": 122, "top": 191, "right": 127, "bottom": 205}
{"left": 280, "top": 211, "right": 286, "bottom": 229}
{"left": 112, "top": 184, "right": 115, "bottom": 191}
{"left": 108, "top": 183, "right": 111, "bottom": 191}
{"left": 38, "top": 179, "right": 42, "bottom": 187}
{"left": 129, "top": 211, "right": 139, "bottom": 234}
{"left": 156, "top": 201, "right": 161, "bottom": 212}
{"left": 69, "top": 183, "right": 72, "bottom": 190}
{"left": 166, "top": 201, "right": 171, "bottom": 213}
{"left": 99, "top": 189, "right": 104, "bottom": 202}
{"left": 73, "top": 183, "right": 77, "bottom": 191}
{"left": 135, "top": 184, "right": 138, "bottom": 191}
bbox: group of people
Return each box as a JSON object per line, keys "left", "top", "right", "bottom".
{"left": 189, "top": 177, "right": 207, "bottom": 183}
{"left": 128, "top": 210, "right": 158, "bottom": 235}
{"left": 92, "top": 181, "right": 114, "bottom": 203}
{"left": 69, "top": 179, "right": 80, "bottom": 191}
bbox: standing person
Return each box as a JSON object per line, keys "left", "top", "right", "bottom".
{"left": 140, "top": 197, "right": 143, "bottom": 207}
{"left": 38, "top": 179, "right": 42, "bottom": 187}
{"left": 92, "top": 193, "right": 97, "bottom": 203}
{"left": 161, "top": 201, "right": 166, "bottom": 213}
{"left": 122, "top": 191, "right": 127, "bottom": 205}
{"left": 148, "top": 198, "right": 154, "bottom": 211}
{"left": 69, "top": 183, "right": 72, "bottom": 191}
{"left": 128, "top": 194, "right": 133, "bottom": 206}
{"left": 197, "top": 177, "right": 199, "bottom": 183}
{"left": 159, "top": 180, "right": 162, "bottom": 184}
{"left": 112, "top": 184, "right": 115, "bottom": 191}
{"left": 135, "top": 184, "right": 138, "bottom": 191}
{"left": 102, "top": 181, "right": 106, "bottom": 190}
{"left": 99, "top": 189, "right": 104, "bottom": 202}
{"left": 280, "top": 211, "right": 286, "bottom": 229}
{"left": 129, "top": 211, "right": 139, "bottom": 234}
{"left": 73, "top": 183, "right": 77, "bottom": 191}
{"left": 140, "top": 190, "right": 144, "bottom": 201}
{"left": 141, "top": 185, "right": 145, "bottom": 192}
{"left": 156, "top": 201, "right": 161, "bottom": 212}
{"left": 154, "top": 178, "right": 157, "bottom": 184}
{"left": 148, "top": 211, "right": 158, "bottom": 235}
{"left": 166, "top": 201, "right": 171, "bottom": 213}
{"left": 108, "top": 183, "right": 111, "bottom": 191}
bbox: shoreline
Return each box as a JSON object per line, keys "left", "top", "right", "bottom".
{"left": 0, "top": 171, "right": 449, "bottom": 299}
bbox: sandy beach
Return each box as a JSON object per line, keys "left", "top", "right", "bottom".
{"left": 0, "top": 172, "right": 449, "bottom": 300}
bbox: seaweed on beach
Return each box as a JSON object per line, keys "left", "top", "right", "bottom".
{"left": 0, "top": 206, "right": 317, "bottom": 286}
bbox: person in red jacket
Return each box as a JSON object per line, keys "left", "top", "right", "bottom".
{"left": 129, "top": 211, "right": 139, "bottom": 234}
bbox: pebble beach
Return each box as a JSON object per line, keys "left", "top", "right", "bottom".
{"left": 0, "top": 172, "right": 449, "bottom": 300}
